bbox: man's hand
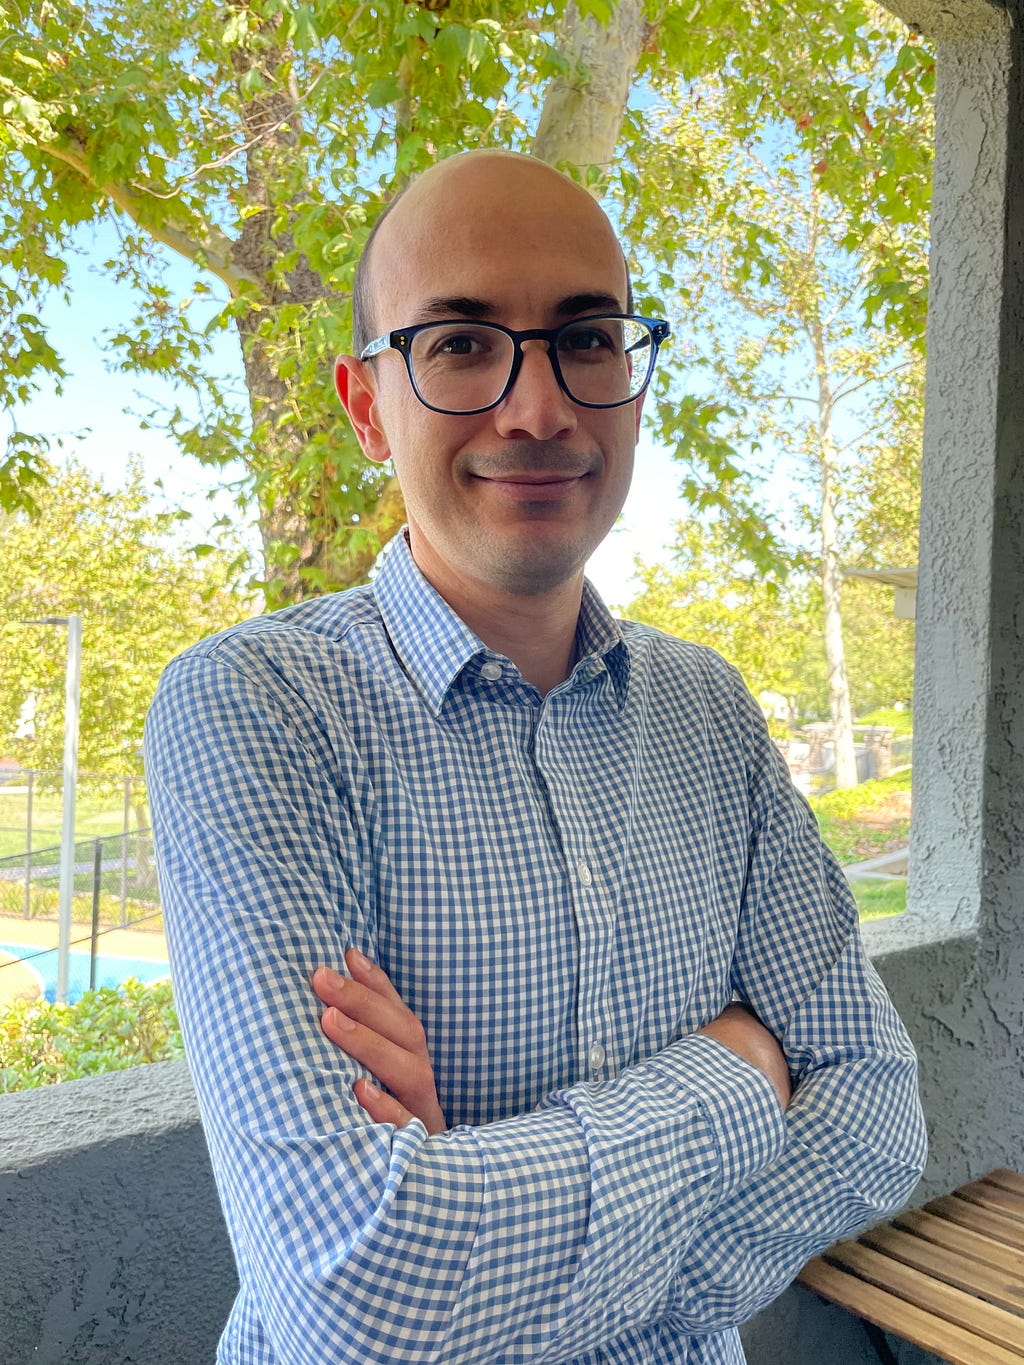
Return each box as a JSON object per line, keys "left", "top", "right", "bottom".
{"left": 697, "top": 1003, "right": 792, "bottom": 1109}
{"left": 312, "top": 949, "right": 447, "bottom": 1135}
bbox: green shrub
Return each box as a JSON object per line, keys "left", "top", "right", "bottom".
{"left": 856, "top": 707, "right": 914, "bottom": 735}
{"left": 0, "top": 978, "right": 182, "bottom": 1092}
{"left": 810, "top": 771, "right": 912, "bottom": 864}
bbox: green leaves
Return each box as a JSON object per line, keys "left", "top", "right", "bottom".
{"left": 0, "top": 0, "right": 932, "bottom": 606}
{"left": 0, "top": 978, "right": 182, "bottom": 1091}
{"left": 0, "top": 461, "right": 255, "bottom": 773}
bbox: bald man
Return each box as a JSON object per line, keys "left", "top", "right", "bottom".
{"left": 146, "top": 151, "right": 926, "bottom": 1365}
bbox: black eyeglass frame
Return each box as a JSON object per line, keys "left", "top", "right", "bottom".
{"left": 358, "top": 314, "right": 671, "bottom": 415}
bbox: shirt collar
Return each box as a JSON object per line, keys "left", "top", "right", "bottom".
{"left": 373, "top": 532, "right": 630, "bottom": 714}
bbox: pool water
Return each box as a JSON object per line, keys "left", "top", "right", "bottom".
{"left": 0, "top": 942, "right": 170, "bottom": 1005}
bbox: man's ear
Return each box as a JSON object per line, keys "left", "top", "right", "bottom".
{"left": 335, "top": 355, "right": 391, "bottom": 465}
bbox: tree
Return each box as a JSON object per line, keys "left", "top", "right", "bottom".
{"left": 0, "top": 1, "right": 932, "bottom": 604}
{"left": 0, "top": 461, "right": 253, "bottom": 779}
{"left": 622, "top": 517, "right": 810, "bottom": 708}
{"left": 613, "top": 50, "right": 930, "bottom": 785}
{"left": 624, "top": 518, "right": 916, "bottom": 729}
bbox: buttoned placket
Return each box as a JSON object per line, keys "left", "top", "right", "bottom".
{"left": 532, "top": 669, "right": 618, "bottom": 1084}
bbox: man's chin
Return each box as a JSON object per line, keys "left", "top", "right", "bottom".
{"left": 481, "top": 540, "right": 589, "bottom": 598}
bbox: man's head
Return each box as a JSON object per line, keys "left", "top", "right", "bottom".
{"left": 336, "top": 150, "right": 648, "bottom": 604}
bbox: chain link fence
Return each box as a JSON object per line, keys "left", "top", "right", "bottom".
{"left": 0, "top": 828, "right": 165, "bottom": 1005}
{"left": 0, "top": 769, "right": 149, "bottom": 859}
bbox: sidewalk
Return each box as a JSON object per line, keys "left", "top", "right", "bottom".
{"left": 0, "top": 913, "right": 168, "bottom": 960}
{"left": 843, "top": 846, "right": 909, "bottom": 880}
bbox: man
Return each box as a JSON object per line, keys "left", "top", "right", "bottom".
{"left": 145, "top": 150, "right": 927, "bottom": 1365}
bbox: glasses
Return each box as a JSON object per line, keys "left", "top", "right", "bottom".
{"left": 359, "top": 314, "right": 670, "bottom": 415}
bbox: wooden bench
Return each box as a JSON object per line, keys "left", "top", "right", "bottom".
{"left": 797, "top": 1169, "right": 1024, "bottom": 1364}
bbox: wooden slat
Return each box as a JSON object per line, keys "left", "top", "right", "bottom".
{"left": 927, "top": 1194, "right": 1024, "bottom": 1251}
{"left": 859, "top": 1223, "right": 1024, "bottom": 1314}
{"left": 797, "top": 1259, "right": 1024, "bottom": 1365}
{"left": 823, "top": 1241, "right": 1024, "bottom": 1354}
{"left": 894, "top": 1207, "right": 1024, "bottom": 1278}
{"left": 958, "top": 1180, "right": 1024, "bottom": 1219}
{"left": 984, "top": 1171, "right": 1024, "bottom": 1198}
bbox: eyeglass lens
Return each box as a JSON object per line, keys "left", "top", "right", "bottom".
{"left": 408, "top": 316, "right": 655, "bottom": 412}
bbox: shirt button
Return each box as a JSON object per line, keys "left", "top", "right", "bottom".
{"left": 588, "top": 1042, "right": 606, "bottom": 1070}
{"left": 480, "top": 661, "right": 502, "bottom": 681}
{"left": 576, "top": 860, "right": 593, "bottom": 887}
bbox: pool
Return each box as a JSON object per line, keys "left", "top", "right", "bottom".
{"left": 0, "top": 942, "right": 170, "bottom": 1005}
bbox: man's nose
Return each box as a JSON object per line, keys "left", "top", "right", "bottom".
{"left": 492, "top": 341, "right": 578, "bottom": 441}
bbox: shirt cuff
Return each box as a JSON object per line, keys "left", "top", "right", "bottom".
{"left": 654, "top": 1032, "right": 788, "bottom": 1200}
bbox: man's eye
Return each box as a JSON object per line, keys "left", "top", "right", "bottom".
{"left": 428, "top": 329, "right": 492, "bottom": 359}
{"left": 560, "top": 325, "right": 619, "bottom": 355}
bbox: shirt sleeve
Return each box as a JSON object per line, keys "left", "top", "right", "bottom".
{"left": 659, "top": 667, "right": 928, "bottom": 1334}
{"left": 144, "top": 646, "right": 786, "bottom": 1365}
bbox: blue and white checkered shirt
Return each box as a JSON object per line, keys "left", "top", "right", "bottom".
{"left": 146, "top": 533, "right": 926, "bottom": 1365}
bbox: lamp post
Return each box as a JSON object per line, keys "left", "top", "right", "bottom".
{"left": 23, "top": 615, "right": 82, "bottom": 1003}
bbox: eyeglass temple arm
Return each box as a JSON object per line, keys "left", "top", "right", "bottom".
{"left": 360, "top": 335, "right": 392, "bottom": 360}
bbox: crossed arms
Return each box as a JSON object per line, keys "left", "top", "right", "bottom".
{"left": 313, "top": 948, "right": 793, "bottom": 1133}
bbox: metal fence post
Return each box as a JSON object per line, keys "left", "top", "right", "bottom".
{"left": 23, "top": 770, "right": 34, "bottom": 919}
{"left": 121, "top": 775, "right": 130, "bottom": 920}
{"left": 90, "top": 838, "right": 102, "bottom": 992}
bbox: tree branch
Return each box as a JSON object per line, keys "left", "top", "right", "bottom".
{"left": 40, "top": 140, "right": 261, "bottom": 296}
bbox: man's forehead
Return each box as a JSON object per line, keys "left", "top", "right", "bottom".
{"left": 369, "top": 154, "right": 628, "bottom": 317}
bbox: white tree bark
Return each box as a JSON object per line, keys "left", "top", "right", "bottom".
{"left": 531, "top": 0, "right": 651, "bottom": 180}
{"left": 810, "top": 315, "right": 859, "bottom": 790}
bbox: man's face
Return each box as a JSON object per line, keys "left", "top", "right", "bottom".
{"left": 337, "top": 154, "right": 642, "bottom": 602}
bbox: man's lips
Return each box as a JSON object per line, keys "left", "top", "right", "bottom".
{"left": 470, "top": 467, "right": 592, "bottom": 494}
{"left": 473, "top": 472, "right": 588, "bottom": 500}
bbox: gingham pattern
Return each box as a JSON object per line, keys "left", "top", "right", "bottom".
{"left": 145, "top": 534, "right": 926, "bottom": 1365}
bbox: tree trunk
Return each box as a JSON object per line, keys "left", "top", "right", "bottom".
{"left": 532, "top": 0, "right": 651, "bottom": 179}
{"left": 809, "top": 315, "right": 858, "bottom": 789}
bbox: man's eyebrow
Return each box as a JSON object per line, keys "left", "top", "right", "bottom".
{"left": 555, "top": 292, "right": 624, "bottom": 317}
{"left": 409, "top": 291, "right": 626, "bottom": 325}
{"left": 412, "top": 296, "right": 495, "bottom": 322}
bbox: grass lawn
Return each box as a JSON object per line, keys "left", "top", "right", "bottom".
{"left": 808, "top": 770, "right": 912, "bottom": 922}
{"left": 0, "top": 786, "right": 145, "bottom": 860}
{"left": 849, "top": 878, "right": 906, "bottom": 920}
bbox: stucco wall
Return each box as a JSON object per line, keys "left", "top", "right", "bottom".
{"left": 0, "top": 1061, "right": 235, "bottom": 1365}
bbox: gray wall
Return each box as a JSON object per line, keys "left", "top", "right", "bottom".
{"left": 0, "top": 1062, "right": 235, "bottom": 1365}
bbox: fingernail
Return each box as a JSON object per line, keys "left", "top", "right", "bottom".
{"left": 328, "top": 1008, "right": 354, "bottom": 1032}
{"left": 362, "top": 1078, "right": 380, "bottom": 1098}
{"left": 349, "top": 948, "right": 372, "bottom": 972}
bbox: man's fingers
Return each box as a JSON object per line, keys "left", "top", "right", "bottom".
{"left": 322, "top": 1007, "right": 446, "bottom": 1134}
{"left": 311, "top": 965, "right": 428, "bottom": 1056}
{"left": 344, "top": 946, "right": 406, "bottom": 1007}
{"left": 321, "top": 1007, "right": 433, "bottom": 1104}
{"left": 353, "top": 1076, "right": 415, "bottom": 1129}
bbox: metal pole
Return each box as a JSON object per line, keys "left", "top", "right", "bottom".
{"left": 121, "top": 774, "right": 130, "bottom": 922}
{"left": 19, "top": 617, "right": 82, "bottom": 1003}
{"left": 23, "top": 770, "right": 33, "bottom": 919}
{"left": 90, "top": 838, "right": 102, "bottom": 993}
{"left": 55, "top": 617, "right": 82, "bottom": 1004}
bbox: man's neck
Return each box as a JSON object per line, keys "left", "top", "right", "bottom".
{"left": 457, "top": 585, "right": 581, "bottom": 696}
{"left": 407, "top": 540, "right": 583, "bottom": 696}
